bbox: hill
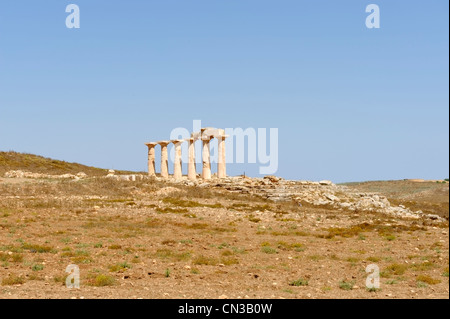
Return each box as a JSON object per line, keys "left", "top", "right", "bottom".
{"left": 343, "top": 180, "right": 449, "bottom": 219}
{"left": 0, "top": 151, "right": 136, "bottom": 177}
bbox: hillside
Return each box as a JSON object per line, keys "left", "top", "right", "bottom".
{"left": 343, "top": 180, "right": 449, "bottom": 219}
{"left": 0, "top": 152, "right": 448, "bottom": 299}
{"left": 0, "top": 151, "right": 136, "bottom": 177}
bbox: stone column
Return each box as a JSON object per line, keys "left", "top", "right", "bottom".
{"left": 217, "top": 133, "right": 228, "bottom": 179}
{"left": 201, "top": 133, "right": 212, "bottom": 180}
{"left": 145, "top": 142, "right": 157, "bottom": 177}
{"left": 187, "top": 137, "right": 197, "bottom": 181}
{"left": 158, "top": 141, "right": 170, "bottom": 179}
{"left": 172, "top": 139, "right": 183, "bottom": 181}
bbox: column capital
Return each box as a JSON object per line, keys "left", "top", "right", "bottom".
{"left": 145, "top": 142, "right": 158, "bottom": 147}
{"left": 171, "top": 139, "right": 185, "bottom": 145}
{"left": 157, "top": 140, "right": 171, "bottom": 146}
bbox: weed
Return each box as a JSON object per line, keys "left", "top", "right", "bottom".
{"left": 190, "top": 268, "right": 200, "bottom": 274}
{"left": 155, "top": 249, "right": 191, "bottom": 262}
{"left": 261, "top": 247, "right": 277, "bottom": 254}
{"left": 1, "top": 274, "right": 25, "bottom": 286}
{"left": 22, "top": 243, "right": 53, "bottom": 253}
{"left": 416, "top": 275, "right": 441, "bottom": 285}
{"left": 381, "top": 263, "right": 408, "bottom": 278}
{"left": 192, "top": 255, "right": 218, "bottom": 266}
{"left": 289, "top": 278, "right": 309, "bottom": 287}
{"left": 410, "top": 261, "right": 435, "bottom": 271}
{"left": 221, "top": 257, "right": 239, "bottom": 266}
{"left": 108, "top": 262, "right": 131, "bottom": 272}
{"left": 88, "top": 274, "right": 115, "bottom": 287}
{"left": 339, "top": 280, "right": 355, "bottom": 291}
{"left": 31, "top": 264, "right": 44, "bottom": 271}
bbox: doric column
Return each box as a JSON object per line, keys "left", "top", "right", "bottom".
{"left": 201, "top": 130, "right": 212, "bottom": 180}
{"left": 217, "top": 132, "right": 228, "bottom": 179}
{"left": 158, "top": 141, "right": 170, "bottom": 179}
{"left": 145, "top": 142, "right": 157, "bottom": 177}
{"left": 187, "top": 137, "right": 197, "bottom": 181}
{"left": 172, "top": 139, "right": 183, "bottom": 181}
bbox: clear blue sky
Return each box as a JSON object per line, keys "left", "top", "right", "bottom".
{"left": 0, "top": 0, "right": 448, "bottom": 182}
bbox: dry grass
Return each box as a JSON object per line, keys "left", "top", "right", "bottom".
{"left": 22, "top": 243, "right": 54, "bottom": 253}
{"left": 416, "top": 275, "right": 441, "bottom": 285}
{"left": 192, "top": 255, "right": 218, "bottom": 266}
{"left": 155, "top": 249, "right": 192, "bottom": 262}
{"left": 1, "top": 274, "right": 25, "bottom": 286}
{"left": 410, "top": 261, "right": 435, "bottom": 271}
{"left": 381, "top": 263, "right": 408, "bottom": 278}
{"left": 108, "top": 262, "right": 131, "bottom": 273}
{"left": 156, "top": 207, "right": 189, "bottom": 214}
{"left": 87, "top": 274, "right": 116, "bottom": 287}
{"left": 318, "top": 222, "right": 425, "bottom": 239}
{"left": 162, "top": 197, "right": 223, "bottom": 209}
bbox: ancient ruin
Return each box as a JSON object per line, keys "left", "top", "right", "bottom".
{"left": 145, "top": 127, "right": 228, "bottom": 181}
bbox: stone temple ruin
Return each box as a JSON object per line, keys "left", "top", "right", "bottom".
{"left": 145, "top": 127, "right": 228, "bottom": 181}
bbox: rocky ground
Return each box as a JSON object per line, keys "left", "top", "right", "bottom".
{"left": 0, "top": 170, "right": 448, "bottom": 299}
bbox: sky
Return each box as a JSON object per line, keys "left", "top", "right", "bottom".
{"left": 0, "top": 0, "right": 448, "bottom": 183}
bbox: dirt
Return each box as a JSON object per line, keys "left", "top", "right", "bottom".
{"left": 0, "top": 177, "right": 448, "bottom": 299}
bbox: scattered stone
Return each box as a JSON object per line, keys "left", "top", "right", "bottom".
{"left": 155, "top": 187, "right": 181, "bottom": 197}
{"left": 4, "top": 170, "right": 83, "bottom": 180}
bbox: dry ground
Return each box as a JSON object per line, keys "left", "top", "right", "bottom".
{"left": 0, "top": 176, "right": 448, "bottom": 299}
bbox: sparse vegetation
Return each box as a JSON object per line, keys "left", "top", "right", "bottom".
{"left": 31, "top": 264, "right": 44, "bottom": 271}
{"left": 0, "top": 153, "right": 448, "bottom": 299}
{"left": 261, "top": 246, "right": 277, "bottom": 254}
{"left": 416, "top": 275, "right": 441, "bottom": 285}
{"left": 289, "top": 278, "right": 309, "bottom": 286}
{"left": 155, "top": 249, "right": 191, "bottom": 262}
{"left": 108, "top": 262, "right": 131, "bottom": 273}
{"left": 2, "top": 274, "right": 25, "bottom": 286}
{"left": 22, "top": 243, "right": 54, "bottom": 253}
{"left": 87, "top": 274, "right": 115, "bottom": 287}
{"left": 339, "top": 280, "right": 355, "bottom": 291}
{"left": 192, "top": 255, "right": 218, "bottom": 266}
{"left": 381, "top": 263, "right": 408, "bottom": 278}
